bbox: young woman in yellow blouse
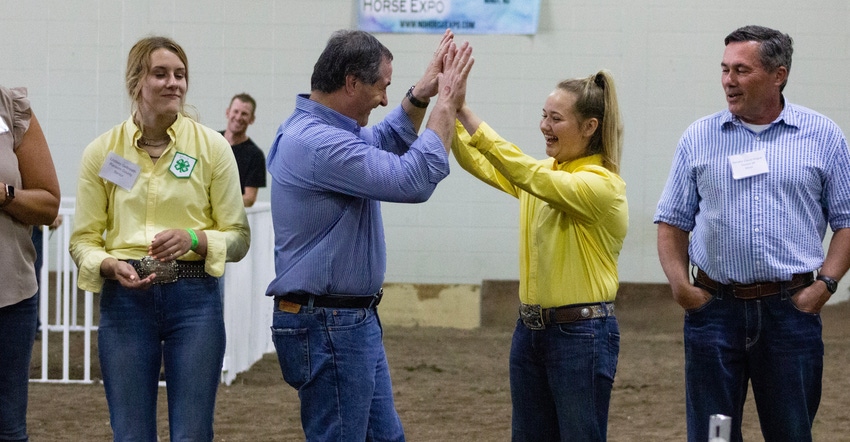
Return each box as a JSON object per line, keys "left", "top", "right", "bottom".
{"left": 70, "top": 37, "right": 250, "bottom": 441}
{"left": 453, "top": 71, "right": 627, "bottom": 442}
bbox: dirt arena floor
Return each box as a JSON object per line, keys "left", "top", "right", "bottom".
{"left": 26, "top": 286, "right": 850, "bottom": 441}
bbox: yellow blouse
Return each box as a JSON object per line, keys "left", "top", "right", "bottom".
{"left": 70, "top": 114, "right": 250, "bottom": 292}
{"left": 453, "top": 121, "right": 628, "bottom": 308}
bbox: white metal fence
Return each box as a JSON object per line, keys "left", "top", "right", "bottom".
{"left": 31, "top": 198, "right": 275, "bottom": 386}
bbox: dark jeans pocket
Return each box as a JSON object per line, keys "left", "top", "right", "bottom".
{"left": 271, "top": 325, "right": 309, "bottom": 389}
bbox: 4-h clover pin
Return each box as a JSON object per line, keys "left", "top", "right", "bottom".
{"left": 169, "top": 152, "right": 197, "bottom": 178}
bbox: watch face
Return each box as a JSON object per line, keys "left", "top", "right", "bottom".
{"left": 818, "top": 276, "right": 837, "bottom": 293}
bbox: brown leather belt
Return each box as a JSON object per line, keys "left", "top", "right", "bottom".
{"left": 695, "top": 268, "right": 813, "bottom": 299}
{"left": 519, "top": 302, "right": 614, "bottom": 330}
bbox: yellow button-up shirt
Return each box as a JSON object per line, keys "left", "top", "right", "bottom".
{"left": 453, "top": 121, "right": 628, "bottom": 308}
{"left": 70, "top": 114, "right": 250, "bottom": 292}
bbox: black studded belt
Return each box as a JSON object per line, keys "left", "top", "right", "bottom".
{"left": 124, "top": 257, "right": 208, "bottom": 284}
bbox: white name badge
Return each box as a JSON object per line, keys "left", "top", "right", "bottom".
{"left": 98, "top": 152, "right": 141, "bottom": 191}
{"left": 728, "top": 149, "right": 769, "bottom": 180}
{"left": 0, "top": 117, "right": 8, "bottom": 134}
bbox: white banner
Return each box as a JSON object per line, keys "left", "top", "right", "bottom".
{"left": 358, "top": 0, "right": 541, "bottom": 35}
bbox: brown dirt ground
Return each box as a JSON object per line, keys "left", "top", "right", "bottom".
{"left": 25, "top": 287, "right": 850, "bottom": 441}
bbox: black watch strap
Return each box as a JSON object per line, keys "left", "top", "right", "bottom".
{"left": 405, "top": 85, "right": 429, "bottom": 109}
{"left": 816, "top": 274, "right": 838, "bottom": 294}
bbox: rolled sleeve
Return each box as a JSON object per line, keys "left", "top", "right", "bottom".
{"left": 204, "top": 139, "right": 251, "bottom": 277}
{"left": 653, "top": 138, "right": 698, "bottom": 232}
{"left": 69, "top": 147, "right": 113, "bottom": 292}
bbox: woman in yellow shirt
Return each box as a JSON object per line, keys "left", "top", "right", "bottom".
{"left": 70, "top": 37, "right": 250, "bottom": 441}
{"left": 453, "top": 71, "right": 627, "bottom": 441}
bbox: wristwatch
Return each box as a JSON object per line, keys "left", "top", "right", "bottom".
{"left": 816, "top": 274, "right": 838, "bottom": 294}
{"left": 405, "top": 85, "right": 430, "bottom": 109}
{"left": 0, "top": 184, "right": 14, "bottom": 208}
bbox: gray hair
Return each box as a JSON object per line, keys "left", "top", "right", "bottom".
{"left": 725, "top": 25, "right": 793, "bottom": 91}
{"left": 310, "top": 30, "right": 393, "bottom": 93}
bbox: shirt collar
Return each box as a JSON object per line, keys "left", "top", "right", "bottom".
{"left": 551, "top": 153, "right": 604, "bottom": 172}
{"left": 295, "top": 94, "right": 361, "bottom": 136}
{"left": 127, "top": 113, "right": 184, "bottom": 141}
{"left": 720, "top": 95, "right": 799, "bottom": 131}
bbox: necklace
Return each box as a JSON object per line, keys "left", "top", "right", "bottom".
{"left": 139, "top": 136, "right": 170, "bottom": 147}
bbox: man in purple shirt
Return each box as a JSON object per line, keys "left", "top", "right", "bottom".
{"left": 266, "top": 29, "right": 473, "bottom": 441}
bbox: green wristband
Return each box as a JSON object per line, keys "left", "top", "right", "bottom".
{"left": 187, "top": 228, "right": 199, "bottom": 251}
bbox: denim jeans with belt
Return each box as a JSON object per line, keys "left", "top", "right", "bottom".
{"left": 685, "top": 282, "right": 822, "bottom": 442}
{"left": 98, "top": 276, "right": 225, "bottom": 441}
{"left": 509, "top": 314, "right": 620, "bottom": 442}
{"left": 271, "top": 305, "right": 404, "bottom": 442}
{"left": 0, "top": 293, "right": 37, "bottom": 442}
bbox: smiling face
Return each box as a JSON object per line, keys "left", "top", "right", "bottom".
{"left": 721, "top": 41, "right": 786, "bottom": 124}
{"left": 540, "top": 89, "right": 597, "bottom": 163}
{"left": 138, "top": 48, "right": 187, "bottom": 119}
{"left": 225, "top": 98, "right": 255, "bottom": 136}
{"left": 351, "top": 58, "right": 392, "bottom": 127}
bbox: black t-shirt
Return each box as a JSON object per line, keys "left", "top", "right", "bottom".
{"left": 222, "top": 132, "right": 266, "bottom": 194}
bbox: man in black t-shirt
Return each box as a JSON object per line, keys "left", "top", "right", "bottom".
{"left": 222, "top": 93, "right": 266, "bottom": 207}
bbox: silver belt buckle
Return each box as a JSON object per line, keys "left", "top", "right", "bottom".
{"left": 519, "top": 303, "right": 545, "bottom": 330}
{"left": 138, "top": 256, "right": 179, "bottom": 284}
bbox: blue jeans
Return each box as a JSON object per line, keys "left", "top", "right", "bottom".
{"left": 271, "top": 305, "right": 404, "bottom": 442}
{"left": 98, "top": 276, "right": 225, "bottom": 442}
{"left": 509, "top": 313, "right": 620, "bottom": 442}
{"left": 685, "top": 283, "right": 822, "bottom": 442}
{"left": 0, "top": 294, "right": 37, "bottom": 442}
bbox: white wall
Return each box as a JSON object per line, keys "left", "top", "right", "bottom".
{"left": 3, "top": 0, "right": 850, "bottom": 285}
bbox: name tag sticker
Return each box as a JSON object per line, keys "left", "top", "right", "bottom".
{"left": 98, "top": 152, "right": 141, "bottom": 190}
{"left": 728, "top": 149, "right": 769, "bottom": 180}
{"left": 0, "top": 118, "right": 8, "bottom": 134}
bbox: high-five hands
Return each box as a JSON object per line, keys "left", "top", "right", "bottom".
{"left": 414, "top": 29, "right": 456, "bottom": 100}
{"left": 423, "top": 34, "right": 474, "bottom": 153}
{"left": 436, "top": 40, "right": 474, "bottom": 111}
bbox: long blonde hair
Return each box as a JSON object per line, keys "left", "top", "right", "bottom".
{"left": 556, "top": 70, "right": 624, "bottom": 173}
